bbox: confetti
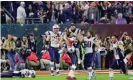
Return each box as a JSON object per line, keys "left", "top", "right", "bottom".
{"left": 20, "top": 24, "right": 24, "bottom": 27}
{"left": 34, "top": 27, "right": 38, "bottom": 31}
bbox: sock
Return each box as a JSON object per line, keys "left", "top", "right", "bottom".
{"left": 50, "top": 62, "right": 54, "bottom": 72}
{"left": 76, "top": 48, "right": 81, "bottom": 64}
{"left": 88, "top": 67, "right": 93, "bottom": 79}
{"left": 109, "top": 71, "right": 114, "bottom": 80}
{"left": 93, "top": 70, "right": 96, "bottom": 80}
{"left": 68, "top": 70, "right": 75, "bottom": 77}
{"left": 56, "top": 64, "right": 60, "bottom": 73}
{"left": 68, "top": 65, "right": 76, "bottom": 78}
{"left": 128, "top": 71, "right": 133, "bottom": 76}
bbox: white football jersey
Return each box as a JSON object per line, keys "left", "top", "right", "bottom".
{"left": 112, "top": 41, "right": 124, "bottom": 59}
{"left": 69, "top": 28, "right": 81, "bottom": 36}
{"left": 45, "top": 31, "right": 61, "bottom": 48}
{"left": 84, "top": 37, "right": 97, "bottom": 53}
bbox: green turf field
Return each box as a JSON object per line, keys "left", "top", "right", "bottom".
{"left": 1, "top": 74, "right": 132, "bottom": 80}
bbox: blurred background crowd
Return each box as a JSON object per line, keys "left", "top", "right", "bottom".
{"left": 1, "top": 1, "right": 133, "bottom": 24}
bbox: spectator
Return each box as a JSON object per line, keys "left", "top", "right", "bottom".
{"left": 81, "top": 16, "right": 88, "bottom": 25}
{"left": 112, "top": 1, "right": 123, "bottom": 17}
{"left": 87, "top": 2, "right": 99, "bottom": 24}
{"left": 64, "top": 2, "right": 72, "bottom": 22}
{"left": 72, "top": 6, "right": 81, "bottom": 23}
{"left": 26, "top": 5, "right": 34, "bottom": 24}
{"left": 116, "top": 13, "right": 127, "bottom": 24}
{"left": 99, "top": 15, "right": 110, "bottom": 24}
{"left": 40, "top": 50, "right": 50, "bottom": 70}
{"left": 58, "top": 4, "right": 65, "bottom": 24}
{"left": 81, "top": 2, "right": 89, "bottom": 18}
{"left": 17, "top": 2, "right": 27, "bottom": 24}
{"left": 126, "top": 14, "right": 133, "bottom": 24}
{"left": 38, "top": 7, "right": 48, "bottom": 23}
{"left": 123, "top": 2, "right": 133, "bottom": 18}
{"left": 129, "top": 15, "right": 133, "bottom": 24}
{"left": 99, "top": 1, "right": 111, "bottom": 18}
{"left": 110, "top": 14, "right": 116, "bottom": 24}
{"left": 46, "top": 1, "right": 52, "bottom": 22}
{"left": 53, "top": 4, "right": 58, "bottom": 22}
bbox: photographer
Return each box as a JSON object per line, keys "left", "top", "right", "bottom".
{"left": 1, "top": 37, "right": 6, "bottom": 59}
{"left": 104, "top": 36, "right": 113, "bottom": 68}
{"left": 15, "top": 37, "right": 24, "bottom": 71}
{"left": 27, "top": 33, "right": 39, "bottom": 69}
{"left": 124, "top": 36, "right": 133, "bottom": 56}
{"left": 2, "top": 34, "right": 16, "bottom": 72}
{"left": 21, "top": 35, "right": 29, "bottom": 69}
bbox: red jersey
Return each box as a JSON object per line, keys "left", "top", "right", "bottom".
{"left": 41, "top": 51, "right": 50, "bottom": 60}
{"left": 61, "top": 52, "right": 72, "bottom": 64}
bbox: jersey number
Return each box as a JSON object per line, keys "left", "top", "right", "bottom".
{"left": 88, "top": 41, "right": 92, "bottom": 47}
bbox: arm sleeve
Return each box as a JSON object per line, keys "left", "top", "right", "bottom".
{"left": 2, "top": 40, "right": 7, "bottom": 49}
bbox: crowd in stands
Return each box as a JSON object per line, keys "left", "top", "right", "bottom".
{"left": 1, "top": 1, "right": 133, "bottom": 24}
{"left": 0, "top": 24, "right": 133, "bottom": 71}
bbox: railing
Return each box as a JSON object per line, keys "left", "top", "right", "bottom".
{"left": 25, "top": 18, "right": 43, "bottom": 24}
{"left": 3, "top": 7, "right": 15, "bottom": 23}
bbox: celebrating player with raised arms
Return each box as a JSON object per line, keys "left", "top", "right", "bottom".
{"left": 69, "top": 23, "right": 81, "bottom": 65}
{"left": 78, "top": 31, "right": 100, "bottom": 80}
{"left": 109, "top": 35, "right": 133, "bottom": 80}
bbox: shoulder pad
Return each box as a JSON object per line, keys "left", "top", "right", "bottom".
{"left": 45, "top": 31, "right": 52, "bottom": 35}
